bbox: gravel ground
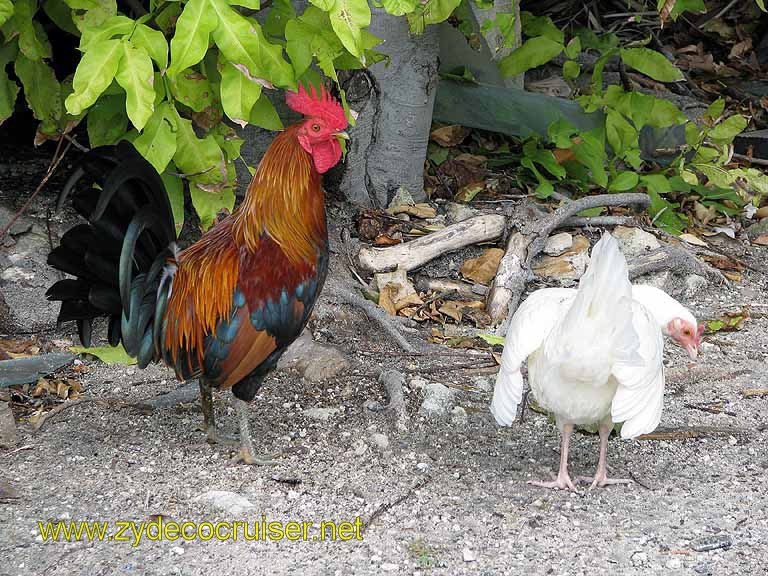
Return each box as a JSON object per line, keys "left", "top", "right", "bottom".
{"left": 2, "top": 261, "right": 767, "bottom": 576}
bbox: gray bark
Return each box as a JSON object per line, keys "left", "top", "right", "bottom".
{"left": 339, "top": 7, "right": 439, "bottom": 207}
{"left": 469, "top": 0, "right": 523, "bottom": 88}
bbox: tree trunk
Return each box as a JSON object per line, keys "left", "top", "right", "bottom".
{"left": 338, "top": 7, "right": 439, "bottom": 207}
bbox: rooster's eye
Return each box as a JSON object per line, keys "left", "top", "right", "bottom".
{"left": 311, "top": 123, "right": 321, "bottom": 132}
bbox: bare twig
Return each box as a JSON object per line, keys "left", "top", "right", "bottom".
{"left": 638, "top": 426, "right": 750, "bottom": 441}
{"left": 1, "top": 444, "right": 34, "bottom": 457}
{"left": 361, "top": 475, "right": 431, "bottom": 535}
{"left": 561, "top": 215, "right": 636, "bottom": 228}
{"left": 732, "top": 153, "right": 768, "bottom": 167}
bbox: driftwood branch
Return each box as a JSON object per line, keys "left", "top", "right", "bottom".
{"left": 358, "top": 214, "right": 505, "bottom": 273}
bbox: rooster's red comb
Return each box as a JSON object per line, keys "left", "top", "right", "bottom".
{"left": 286, "top": 83, "right": 347, "bottom": 131}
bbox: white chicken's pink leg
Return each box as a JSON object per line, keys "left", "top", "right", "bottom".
{"left": 528, "top": 424, "right": 577, "bottom": 491}
{"left": 578, "top": 422, "right": 633, "bottom": 489}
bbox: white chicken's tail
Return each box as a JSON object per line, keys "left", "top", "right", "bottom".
{"left": 549, "top": 233, "right": 641, "bottom": 383}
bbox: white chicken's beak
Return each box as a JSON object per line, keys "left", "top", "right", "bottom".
{"left": 684, "top": 343, "right": 698, "bottom": 360}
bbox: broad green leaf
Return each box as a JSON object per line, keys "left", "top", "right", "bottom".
{"left": 563, "top": 60, "right": 580, "bottom": 80}
{"left": 220, "top": 61, "right": 262, "bottom": 128}
{"left": 210, "top": 0, "right": 294, "bottom": 87}
{"left": 758, "top": 0, "right": 766, "bottom": 11}
{"left": 609, "top": 171, "right": 639, "bottom": 192}
{"left": 15, "top": 54, "right": 61, "bottom": 127}
{"left": 173, "top": 110, "right": 229, "bottom": 195}
{"left": 231, "top": 0, "right": 261, "bottom": 7}
{"left": 649, "top": 97, "right": 687, "bottom": 128}
{"left": 168, "top": 68, "right": 214, "bottom": 112}
{"left": 704, "top": 97, "right": 725, "bottom": 122}
{"left": 167, "top": 0, "right": 218, "bottom": 77}
{"left": 71, "top": 0, "right": 117, "bottom": 33}
{"left": 382, "top": 0, "right": 419, "bottom": 16}
{"left": 249, "top": 93, "right": 283, "bottom": 130}
{"left": 659, "top": 0, "right": 706, "bottom": 19}
{"left": 709, "top": 115, "right": 747, "bottom": 143}
{"left": 564, "top": 37, "right": 581, "bottom": 60}
{"left": 522, "top": 139, "right": 565, "bottom": 179}
{"left": 310, "top": 0, "right": 336, "bottom": 10}
{"left": 571, "top": 129, "right": 608, "bottom": 187}
{"left": 0, "top": 0, "right": 13, "bottom": 27}
{"left": 64, "top": 0, "right": 101, "bottom": 8}
{"left": 589, "top": 48, "right": 618, "bottom": 96}
{"left": 264, "top": 0, "right": 296, "bottom": 37}
{"left": 641, "top": 173, "right": 671, "bottom": 195}
{"left": 79, "top": 14, "right": 133, "bottom": 51}
{"left": 576, "top": 29, "right": 618, "bottom": 52}
{"left": 499, "top": 36, "right": 563, "bottom": 77}
{"left": 212, "top": 124, "right": 244, "bottom": 161}
{"left": 70, "top": 344, "right": 136, "bottom": 365}
{"left": 520, "top": 12, "right": 563, "bottom": 43}
{"left": 13, "top": 0, "right": 52, "bottom": 61}
{"left": 521, "top": 157, "right": 554, "bottom": 198}
{"left": 131, "top": 23, "right": 168, "bottom": 70}
{"left": 161, "top": 166, "right": 185, "bottom": 236}
{"left": 605, "top": 108, "right": 637, "bottom": 157}
{"left": 0, "top": 41, "right": 18, "bottom": 125}
{"left": 547, "top": 118, "right": 578, "bottom": 148}
{"left": 645, "top": 186, "right": 686, "bottom": 235}
{"left": 407, "top": 0, "right": 461, "bottom": 33}
{"left": 65, "top": 38, "right": 122, "bottom": 115}
{"left": 134, "top": 101, "right": 177, "bottom": 173}
{"left": 43, "top": 0, "right": 79, "bottom": 36}
{"left": 189, "top": 185, "right": 235, "bottom": 231}
{"left": 620, "top": 48, "right": 684, "bottom": 82}
{"left": 329, "top": 0, "right": 371, "bottom": 59}
{"left": 115, "top": 40, "right": 155, "bottom": 130}
{"left": 86, "top": 93, "right": 128, "bottom": 146}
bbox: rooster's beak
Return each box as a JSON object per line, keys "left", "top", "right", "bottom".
{"left": 335, "top": 131, "right": 350, "bottom": 140}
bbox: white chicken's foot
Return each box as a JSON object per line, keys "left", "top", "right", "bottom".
{"left": 528, "top": 424, "right": 578, "bottom": 492}
{"left": 576, "top": 422, "right": 633, "bottom": 490}
{"left": 229, "top": 399, "right": 279, "bottom": 466}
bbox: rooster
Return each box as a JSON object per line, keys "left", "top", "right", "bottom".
{"left": 46, "top": 84, "right": 348, "bottom": 464}
{"left": 491, "top": 233, "right": 703, "bottom": 490}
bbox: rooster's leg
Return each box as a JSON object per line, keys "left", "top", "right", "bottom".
{"left": 577, "top": 421, "right": 633, "bottom": 489}
{"left": 230, "top": 399, "right": 278, "bottom": 466}
{"left": 198, "top": 380, "right": 219, "bottom": 444}
{"left": 528, "top": 423, "right": 577, "bottom": 491}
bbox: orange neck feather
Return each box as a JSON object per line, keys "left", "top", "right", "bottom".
{"left": 232, "top": 124, "right": 326, "bottom": 264}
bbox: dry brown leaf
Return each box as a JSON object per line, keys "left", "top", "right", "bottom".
{"left": 659, "top": 0, "right": 675, "bottom": 26}
{"left": 533, "top": 256, "right": 576, "bottom": 278}
{"left": 752, "top": 234, "right": 768, "bottom": 246}
{"left": 430, "top": 125, "right": 470, "bottom": 147}
{"left": 723, "top": 271, "right": 742, "bottom": 282}
{"left": 755, "top": 206, "right": 768, "bottom": 219}
{"left": 388, "top": 203, "right": 437, "bottom": 219}
{"left": 460, "top": 248, "right": 504, "bottom": 285}
{"left": 378, "top": 284, "right": 399, "bottom": 316}
{"left": 679, "top": 233, "right": 709, "bottom": 247}
{"left": 563, "top": 234, "right": 589, "bottom": 256}
{"left": 704, "top": 255, "right": 745, "bottom": 272}
{"left": 729, "top": 38, "right": 752, "bottom": 60}
{"left": 373, "top": 234, "right": 402, "bottom": 246}
{"left": 439, "top": 301, "right": 465, "bottom": 323}
{"left": 455, "top": 182, "right": 485, "bottom": 203}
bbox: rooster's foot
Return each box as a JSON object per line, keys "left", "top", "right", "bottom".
{"left": 204, "top": 427, "right": 238, "bottom": 447}
{"left": 576, "top": 474, "right": 633, "bottom": 490}
{"left": 528, "top": 473, "right": 578, "bottom": 492}
{"left": 230, "top": 447, "right": 279, "bottom": 466}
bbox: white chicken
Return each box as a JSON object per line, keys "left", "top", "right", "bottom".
{"left": 491, "top": 232, "right": 703, "bottom": 490}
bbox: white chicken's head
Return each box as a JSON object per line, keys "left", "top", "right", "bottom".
{"left": 667, "top": 318, "right": 704, "bottom": 359}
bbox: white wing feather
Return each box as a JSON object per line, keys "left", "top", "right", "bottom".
{"left": 611, "top": 302, "right": 665, "bottom": 438}
{"left": 490, "top": 288, "right": 575, "bottom": 426}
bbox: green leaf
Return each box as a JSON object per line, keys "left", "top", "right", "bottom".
{"left": 704, "top": 97, "right": 725, "bottom": 122}
{"left": 167, "top": 0, "right": 218, "bottom": 77}
{"left": 564, "top": 36, "right": 581, "bottom": 60}
{"left": 329, "top": 0, "right": 371, "bottom": 59}
{"left": 522, "top": 140, "right": 565, "bottom": 179}
{"left": 649, "top": 97, "right": 687, "bottom": 128}
{"left": 309, "top": 0, "right": 336, "bottom": 10}
{"left": 589, "top": 48, "right": 618, "bottom": 96}
{"left": 131, "top": 23, "right": 168, "bottom": 70}
{"left": 161, "top": 167, "right": 185, "bottom": 236}
{"left": 547, "top": 118, "right": 578, "bottom": 148}
{"left": 571, "top": 129, "right": 608, "bottom": 187}
{"left": 173, "top": 109, "right": 229, "bottom": 195}
{"left": 231, "top": 0, "right": 261, "bottom": 7}
{"left": 15, "top": 54, "right": 62, "bottom": 128}
{"left": 86, "top": 93, "right": 128, "bottom": 146}
{"left": 70, "top": 344, "right": 136, "bottom": 365}
{"left": 71, "top": 0, "right": 118, "bottom": 33}
{"left": 520, "top": 12, "right": 563, "bottom": 43}
{"left": 209, "top": 0, "right": 294, "bottom": 87}
{"left": 406, "top": 0, "right": 461, "bottom": 33}
{"left": 0, "top": 41, "right": 18, "bottom": 125}
{"left": 499, "top": 36, "right": 563, "bottom": 77}
{"left": 709, "top": 115, "right": 747, "bottom": 143}
{"left": 79, "top": 14, "right": 133, "bottom": 51}
{"left": 0, "top": 0, "right": 13, "bottom": 27}
{"left": 43, "top": 0, "right": 79, "bottom": 36}
{"left": 133, "top": 100, "right": 177, "bottom": 173}
{"left": 521, "top": 157, "right": 554, "bottom": 198}
{"left": 609, "top": 171, "right": 639, "bottom": 192}
{"left": 168, "top": 68, "right": 214, "bottom": 112}
{"left": 757, "top": 0, "right": 766, "bottom": 11}
{"left": 13, "top": 0, "right": 52, "bottom": 61}
{"left": 189, "top": 185, "right": 235, "bottom": 231}
{"left": 605, "top": 108, "right": 638, "bottom": 157}
{"left": 619, "top": 48, "right": 684, "bottom": 82}
{"left": 264, "top": 0, "right": 296, "bottom": 37}
{"left": 641, "top": 173, "right": 671, "bottom": 195}
{"left": 563, "top": 60, "right": 580, "bottom": 80}
{"left": 65, "top": 38, "right": 122, "bottom": 115}
{"left": 646, "top": 186, "right": 687, "bottom": 235}
{"left": 249, "top": 93, "right": 284, "bottom": 130}
{"left": 477, "top": 333, "right": 504, "bottom": 346}
{"left": 382, "top": 0, "right": 419, "bottom": 16}
{"left": 115, "top": 40, "right": 155, "bottom": 130}
{"left": 220, "top": 61, "right": 263, "bottom": 128}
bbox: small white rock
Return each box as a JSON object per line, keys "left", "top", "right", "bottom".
{"left": 369, "top": 432, "right": 390, "bottom": 452}
{"left": 193, "top": 491, "right": 256, "bottom": 515}
{"left": 613, "top": 226, "right": 660, "bottom": 258}
{"left": 544, "top": 232, "right": 573, "bottom": 256}
{"left": 684, "top": 274, "right": 708, "bottom": 298}
{"left": 381, "top": 563, "right": 399, "bottom": 572}
{"left": 451, "top": 406, "right": 468, "bottom": 425}
{"left": 416, "top": 462, "right": 429, "bottom": 473}
{"left": 303, "top": 407, "right": 342, "bottom": 422}
{"left": 667, "top": 558, "right": 682, "bottom": 569}
{"left": 419, "top": 383, "right": 457, "bottom": 419}
{"left": 171, "top": 546, "right": 184, "bottom": 555}
{"left": 462, "top": 548, "right": 477, "bottom": 562}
